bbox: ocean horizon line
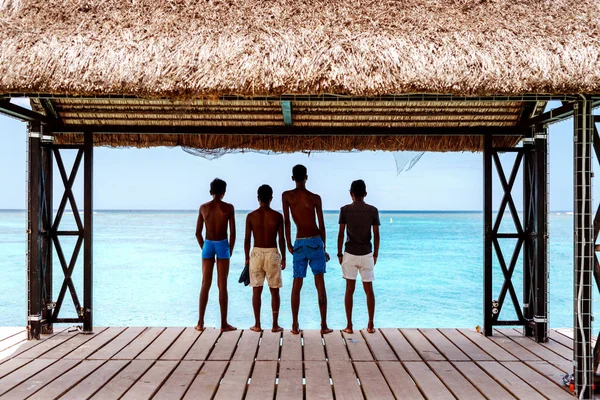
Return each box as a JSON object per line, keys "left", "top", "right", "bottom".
{"left": 0, "top": 208, "right": 575, "bottom": 213}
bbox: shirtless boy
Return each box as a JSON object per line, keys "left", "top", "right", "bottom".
{"left": 244, "top": 185, "right": 286, "bottom": 333}
{"left": 282, "top": 165, "right": 332, "bottom": 335}
{"left": 337, "top": 180, "right": 380, "bottom": 334}
{"left": 195, "top": 178, "right": 236, "bottom": 332}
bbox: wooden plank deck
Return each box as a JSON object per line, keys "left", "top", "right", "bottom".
{"left": 0, "top": 327, "right": 581, "bottom": 399}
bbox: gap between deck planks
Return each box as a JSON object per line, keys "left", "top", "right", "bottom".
{"left": 0, "top": 327, "right": 580, "bottom": 400}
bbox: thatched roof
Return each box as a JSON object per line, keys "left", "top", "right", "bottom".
{"left": 1, "top": 0, "right": 599, "bottom": 98}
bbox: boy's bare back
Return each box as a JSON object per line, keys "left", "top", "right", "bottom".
{"left": 247, "top": 208, "right": 283, "bottom": 248}
{"left": 282, "top": 188, "right": 322, "bottom": 238}
{"left": 200, "top": 200, "right": 234, "bottom": 241}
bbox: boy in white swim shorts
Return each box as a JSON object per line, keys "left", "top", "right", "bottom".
{"left": 337, "top": 179, "right": 380, "bottom": 334}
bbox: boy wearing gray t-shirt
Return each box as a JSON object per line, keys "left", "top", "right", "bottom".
{"left": 337, "top": 180, "right": 380, "bottom": 334}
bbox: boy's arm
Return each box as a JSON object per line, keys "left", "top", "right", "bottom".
{"left": 229, "top": 205, "right": 236, "bottom": 254}
{"left": 278, "top": 215, "right": 287, "bottom": 270}
{"left": 195, "top": 207, "right": 205, "bottom": 249}
{"left": 337, "top": 224, "right": 346, "bottom": 265}
{"left": 373, "top": 225, "right": 380, "bottom": 265}
{"left": 315, "top": 195, "right": 326, "bottom": 251}
{"left": 282, "top": 193, "right": 293, "bottom": 254}
{"left": 244, "top": 215, "right": 251, "bottom": 265}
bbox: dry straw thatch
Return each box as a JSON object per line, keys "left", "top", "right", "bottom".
{"left": 1, "top": 0, "right": 599, "bottom": 98}
{"left": 54, "top": 132, "right": 519, "bottom": 152}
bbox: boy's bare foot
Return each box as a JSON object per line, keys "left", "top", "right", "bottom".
{"left": 343, "top": 327, "right": 353, "bottom": 334}
{"left": 321, "top": 325, "right": 333, "bottom": 334}
{"left": 291, "top": 324, "right": 301, "bottom": 335}
{"left": 249, "top": 325, "right": 262, "bottom": 332}
{"left": 194, "top": 325, "right": 205, "bottom": 332}
{"left": 366, "top": 323, "right": 376, "bottom": 334}
{"left": 272, "top": 326, "right": 284, "bottom": 333}
{"left": 221, "top": 324, "right": 237, "bottom": 332}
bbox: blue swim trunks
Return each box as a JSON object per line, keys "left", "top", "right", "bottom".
{"left": 292, "top": 236, "right": 326, "bottom": 278}
{"left": 202, "top": 239, "right": 230, "bottom": 259}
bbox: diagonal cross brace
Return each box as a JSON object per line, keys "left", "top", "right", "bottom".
{"left": 52, "top": 148, "right": 84, "bottom": 232}
{"left": 492, "top": 151, "right": 524, "bottom": 235}
{"left": 51, "top": 234, "right": 83, "bottom": 320}
{"left": 492, "top": 236, "right": 526, "bottom": 322}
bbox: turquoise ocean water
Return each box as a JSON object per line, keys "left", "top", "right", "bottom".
{"left": 0, "top": 210, "right": 593, "bottom": 330}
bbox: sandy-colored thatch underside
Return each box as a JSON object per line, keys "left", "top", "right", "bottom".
{"left": 1, "top": 0, "right": 599, "bottom": 98}
{"left": 35, "top": 97, "right": 525, "bottom": 151}
{"left": 54, "top": 133, "right": 519, "bottom": 153}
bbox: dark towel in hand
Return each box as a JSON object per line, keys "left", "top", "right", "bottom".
{"left": 239, "top": 262, "right": 250, "bottom": 286}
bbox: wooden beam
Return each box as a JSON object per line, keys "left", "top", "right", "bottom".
{"left": 0, "top": 100, "right": 49, "bottom": 124}
{"left": 50, "top": 125, "right": 527, "bottom": 136}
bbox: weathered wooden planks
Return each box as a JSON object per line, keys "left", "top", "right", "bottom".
{"left": 280, "top": 330, "right": 302, "bottom": 361}
{"left": 136, "top": 327, "right": 184, "bottom": 360}
{"left": 212, "top": 360, "right": 252, "bottom": 400}
{"left": 401, "top": 329, "right": 445, "bottom": 361}
{"left": 305, "top": 361, "right": 333, "bottom": 400}
{"left": 342, "top": 330, "right": 373, "bottom": 361}
{"left": 121, "top": 360, "right": 178, "bottom": 400}
{"left": 403, "top": 362, "right": 455, "bottom": 400}
{"left": 303, "top": 330, "right": 326, "bottom": 361}
{"left": 29, "top": 360, "right": 105, "bottom": 400}
{"left": 276, "top": 360, "right": 303, "bottom": 399}
{"left": 427, "top": 361, "right": 485, "bottom": 400}
{"left": 60, "top": 360, "right": 129, "bottom": 400}
{"left": 160, "top": 327, "right": 201, "bottom": 360}
{"left": 184, "top": 328, "right": 220, "bottom": 361}
{"left": 245, "top": 361, "right": 277, "bottom": 400}
{"left": 209, "top": 330, "right": 242, "bottom": 361}
{"left": 183, "top": 361, "right": 227, "bottom": 400}
{"left": 354, "top": 361, "right": 394, "bottom": 400}
{"left": 329, "top": 360, "right": 363, "bottom": 400}
{"left": 255, "top": 330, "right": 281, "bottom": 361}
{"left": 232, "top": 329, "right": 260, "bottom": 361}
{"left": 380, "top": 328, "right": 421, "bottom": 361}
{"left": 152, "top": 361, "right": 202, "bottom": 400}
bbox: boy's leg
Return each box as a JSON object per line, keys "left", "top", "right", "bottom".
{"left": 314, "top": 274, "right": 333, "bottom": 334}
{"left": 344, "top": 279, "right": 356, "bottom": 333}
{"left": 270, "top": 288, "right": 283, "bottom": 332}
{"left": 251, "top": 286, "right": 263, "bottom": 332}
{"left": 197, "top": 258, "right": 215, "bottom": 331}
{"left": 216, "top": 258, "right": 236, "bottom": 332}
{"left": 291, "top": 278, "right": 303, "bottom": 334}
{"left": 363, "top": 281, "right": 375, "bottom": 333}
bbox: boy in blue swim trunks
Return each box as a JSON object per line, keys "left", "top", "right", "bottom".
{"left": 282, "top": 165, "right": 332, "bottom": 335}
{"left": 195, "top": 178, "right": 236, "bottom": 332}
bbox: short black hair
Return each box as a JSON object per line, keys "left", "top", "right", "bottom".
{"left": 350, "top": 180, "right": 367, "bottom": 198}
{"left": 210, "top": 178, "right": 227, "bottom": 195}
{"left": 292, "top": 164, "right": 307, "bottom": 181}
{"left": 257, "top": 184, "right": 273, "bottom": 203}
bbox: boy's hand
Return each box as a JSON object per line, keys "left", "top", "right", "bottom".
{"left": 338, "top": 255, "right": 343, "bottom": 265}
{"left": 287, "top": 243, "right": 294, "bottom": 254}
{"left": 245, "top": 258, "right": 249, "bottom": 266}
{"left": 325, "top": 252, "right": 330, "bottom": 262}
{"left": 373, "top": 253, "right": 378, "bottom": 265}
{"left": 281, "top": 259, "right": 286, "bottom": 270}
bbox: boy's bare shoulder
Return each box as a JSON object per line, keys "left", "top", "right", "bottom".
{"left": 281, "top": 189, "right": 293, "bottom": 199}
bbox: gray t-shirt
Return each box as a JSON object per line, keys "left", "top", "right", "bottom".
{"left": 339, "top": 202, "right": 380, "bottom": 256}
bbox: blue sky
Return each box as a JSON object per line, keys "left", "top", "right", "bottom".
{"left": 0, "top": 102, "right": 593, "bottom": 211}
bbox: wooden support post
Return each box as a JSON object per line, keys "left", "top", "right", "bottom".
{"left": 83, "top": 131, "right": 94, "bottom": 333}
{"left": 522, "top": 135, "right": 535, "bottom": 337}
{"left": 27, "top": 122, "right": 42, "bottom": 339}
{"left": 533, "top": 126, "right": 548, "bottom": 342}
{"left": 483, "top": 134, "right": 493, "bottom": 336}
{"left": 573, "top": 97, "right": 594, "bottom": 399}
{"left": 40, "top": 138, "right": 54, "bottom": 334}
